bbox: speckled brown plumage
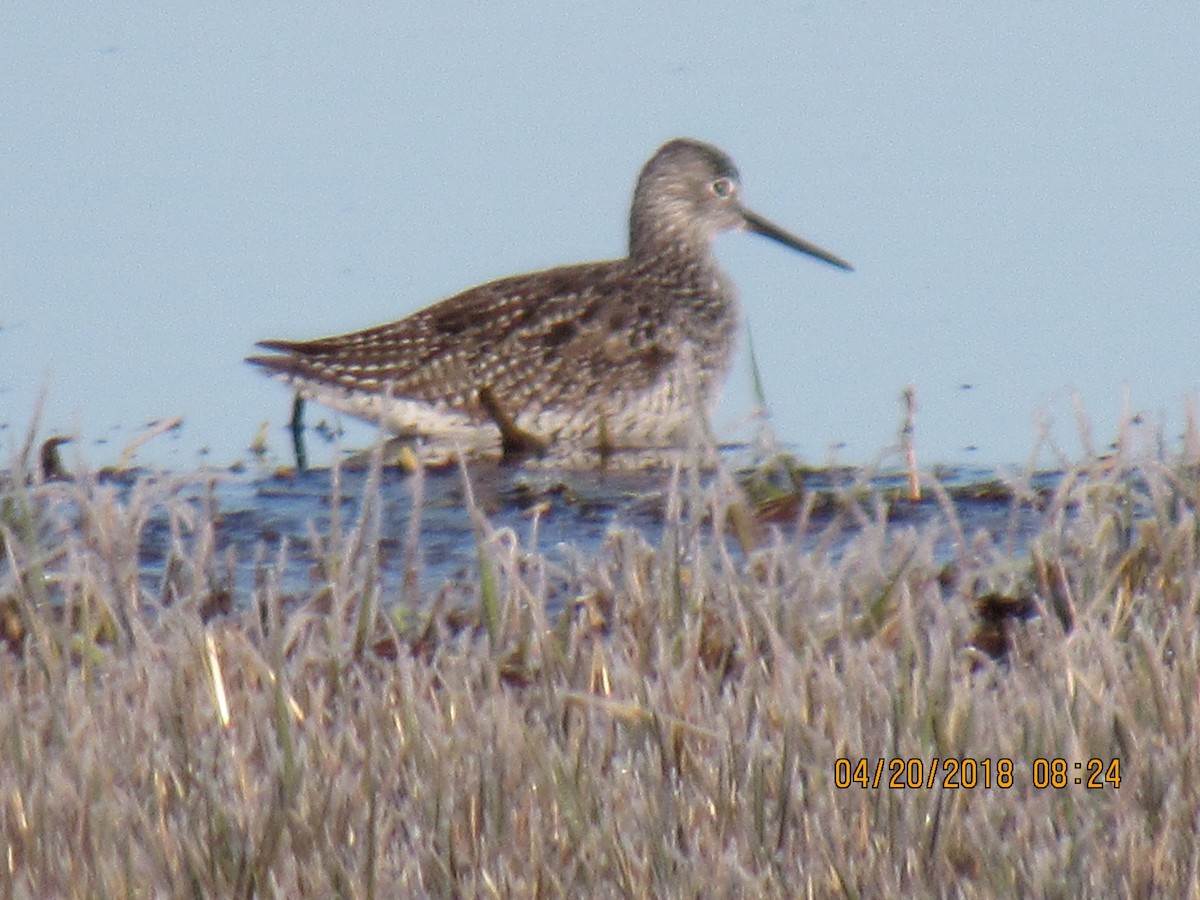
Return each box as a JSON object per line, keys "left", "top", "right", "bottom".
{"left": 247, "top": 138, "right": 851, "bottom": 456}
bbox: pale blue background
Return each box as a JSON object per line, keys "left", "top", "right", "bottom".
{"left": 3, "top": 4, "right": 1198, "bottom": 470}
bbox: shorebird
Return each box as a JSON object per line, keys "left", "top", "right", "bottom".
{"left": 247, "top": 138, "right": 852, "bottom": 459}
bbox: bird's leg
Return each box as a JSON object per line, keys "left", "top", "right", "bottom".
{"left": 477, "top": 385, "right": 549, "bottom": 461}
{"left": 289, "top": 394, "right": 308, "bottom": 473}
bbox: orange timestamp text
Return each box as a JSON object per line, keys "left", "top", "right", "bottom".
{"left": 834, "top": 757, "right": 1122, "bottom": 790}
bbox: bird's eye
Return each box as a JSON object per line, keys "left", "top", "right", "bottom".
{"left": 710, "top": 177, "right": 735, "bottom": 198}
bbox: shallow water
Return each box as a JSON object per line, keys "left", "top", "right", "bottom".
{"left": 133, "top": 458, "right": 1062, "bottom": 610}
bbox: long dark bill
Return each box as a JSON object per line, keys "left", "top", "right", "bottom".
{"left": 742, "top": 208, "right": 853, "bottom": 271}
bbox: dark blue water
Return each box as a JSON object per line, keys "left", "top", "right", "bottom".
{"left": 134, "top": 459, "right": 1061, "bottom": 609}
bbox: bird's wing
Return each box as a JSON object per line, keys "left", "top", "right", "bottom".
{"left": 247, "top": 259, "right": 686, "bottom": 421}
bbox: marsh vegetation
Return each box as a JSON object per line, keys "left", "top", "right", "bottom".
{"left": 1, "top": 417, "right": 1196, "bottom": 896}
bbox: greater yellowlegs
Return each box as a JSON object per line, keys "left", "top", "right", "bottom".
{"left": 247, "top": 138, "right": 852, "bottom": 458}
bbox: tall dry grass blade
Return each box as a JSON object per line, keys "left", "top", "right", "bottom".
{"left": 900, "top": 383, "right": 921, "bottom": 501}
{"left": 456, "top": 454, "right": 501, "bottom": 645}
{"left": 203, "top": 630, "right": 231, "bottom": 729}
{"left": 14, "top": 377, "right": 51, "bottom": 478}
{"left": 115, "top": 416, "right": 184, "bottom": 471}
{"left": 348, "top": 437, "right": 386, "bottom": 659}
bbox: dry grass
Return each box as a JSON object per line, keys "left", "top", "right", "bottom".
{"left": 2, "top": 430, "right": 1199, "bottom": 898}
